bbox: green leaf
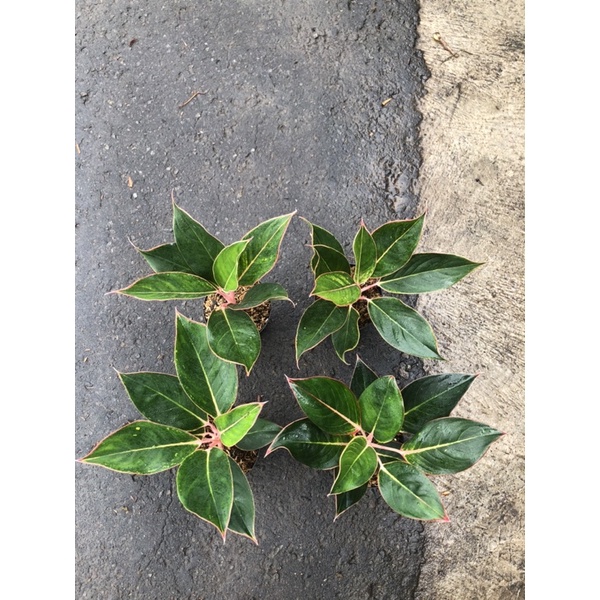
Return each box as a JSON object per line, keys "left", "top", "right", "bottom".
{"left": 367, "top": 297, "right": 441, "bottom": 359}
{"left": 380, "top": 253, "right": 482, "bottom": 294}
{"left": 119, "top": 371, "right": 207, "bottom": 430}
{"left": 330, "top": 436, "right": 377, "bottom": 495}
{"left": 378, "top": 460, "right": 447, "bottom": 521}
{"left": 227, "top": 456, "right": 256, "bottom": 542}
{"left": 331, "top": 307, "right": 360, "bottom": 364}
{"left": 212, "top": 239, "right": 251, "bottom": 292}
{"left": 228, "top": 283, "right": 292, "bottom": 310}
{"left": 116, "top": 272, "right": 217, "bottom": 301}
{"left": 173, "top": 203, "right": 224, "bottom": 281}
{"left": 175, "top": 314, "right": 238, "bottom": 417}
{"left": 350, "top": 356, "right": 379, "bottom": 398}
{"left": 358, "top": 376, "right": 404, "bottom": 443}
{"left": 352, "top": 222, "right": 377, "bottom": 284}
{"left": 207, "top": 308, "right": 261, "bottom": 374}
{"left": 236, "top": 418, "right": 282, "bottom": 451}
{"left": 288, "top": 376, "right": 361, "bottom": 435}
{"left": 81, "top": 421, "right": 198, "bottom": 474}
{"left": 372, "top": 215, "right": 425, "bottom": 277}
{"left": 312, "top": 272, "right": 361, "bottom": 306}
{"left": 267, "top": 418, "right": 350, "bottom": 469}
{"left": 139, "top": 243, "right": 190, "bottom": 273}
{"left": 214, "top": 403, "right": 264, "bottom": 447}
{"left": 334, "top": 482, "right": 368, "bottom": 519}
{"left": 176, "top": 448, "right": 233, "bottom": 537}
{"left": 403, "top": 374, "right": 477, "bottom": 434}
{"left": 402, "top": 417, "right": 503, "bottom": 474}
{"left": 238, "top": 213, "right": 295, "bottom": 286}
{"left": 295, "top": 300, "right": 347, "bottom": 364}
{"left": 303, "top": 218, "right": 351, "bottom": 275}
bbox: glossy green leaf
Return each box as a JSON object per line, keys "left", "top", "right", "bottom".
{"left": 175, "top": 314, "right": 238, "bottom": 417}
{"left": 139, "top": 243, "right": 190, "bottom": 273}
{"left": 214, "top": 403, "right": 264, "bottom": 447}
{"left": 312, "top": 272, "right": 361, "bottom": 306}
{"left": 358, "top": 376, "right": 404, "bottom": 443}
{"left": 367, "top": 297, "right": 441, "bottom": 359}
{"left": 403, "top": 374, "right": 477, "bottom": 434}
{"left": 227, "top": 456, "right": 256, "bottom": 542}
{"left": 288, "top": 376, "right": 361, "bottom": 435}
{"left": 119, "top": 371, "right": 207, "bottom": 430}
{"left": 267, "top": 418, "right": 350, "bottom": 469}
{"left": 81, "top": 421, "right": 198, "bottom": 474}
{"left": 330, "top": 436, "right": 377, "bottom": 494}
{"left": 352, "top": 222, "right": 377, "bottom": 284}
{"left": 212, "top": 239, "right": 250, "bottom": 292}
{"left": 173, "top": 203, "right": 224, "bottom": 281}
{"left": 228, "top": 283, "right": 292, "bottom": 310}
{"left": 306, "top": 219, "right": 346, "bottom": 254}
{"left": 207, "top": 308, "right": 261, "bottom": 374}
{"left": 331, "top": 307, "right": 360, "bottom": 364}
{"left": 176, "top": 448, "right": 233, "bottom": 537}
{"left": 238, "top": 212, "right": 295, "bottom": 286}
{"left": 371, "top": 215, "right": 425, "bottom": 277}
{"left": 380, "top": 253, "right": 482, "bottom": 294}
{"left": 402, "top": 417, "right": 502, "bottom": 474}
{"left": 304, "top": 218, "right": 351, "bottom": 275}
{"left": 236, "top": 418, "right": 282, "bottom": 451}
{"left": 116, "top": 272, "right": 217, "bottom": 301}
{"left": 350, "top": 356, "right": 379, "bottom": 398}
{"left": 378, "top": 460, "right": 447, "bottom": 521}
{"left": 334, "top": 482, "right": 368, "bottom": 519}
{"left": 295, "top": 299, "right": 347, "bottom": 364}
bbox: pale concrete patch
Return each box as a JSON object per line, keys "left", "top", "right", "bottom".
{"left": 414, "top": 1, "right": 525, "bottom": 598}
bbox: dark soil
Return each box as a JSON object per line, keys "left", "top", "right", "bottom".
{"left": 203, "top": 286, "right": 271, "bottom": 332}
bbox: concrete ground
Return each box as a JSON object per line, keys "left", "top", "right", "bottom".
{"left": 75, "top": 1, "right": 524, "bottom": 598}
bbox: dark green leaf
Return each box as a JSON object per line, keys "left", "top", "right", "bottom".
{"left": 380, "top": 253, "right": 482, "bottom": 294}
{"left": 175, "top": 314, "right": 238, "bottom": 417}
{"left": 116, "top": 272, "right": 216, "bottom": 301}
{"left": 352, "top": 222, "right": 377, "bottom": 284}
{"left": 305, "top": 219, "right": 346, "bottom": 254}
{"left": 402, "top": 417, "right": 503, "bottom": 474}
{"left": 236, "top": 418, "right": 282, "bottom": 451}
{"left": 330, "top": 436, "right": 378, "bottom": 494}
{"left": 119, "top": 371, "right": 207, "bottom": 430}
{"left": 173, "top": 203, "right": 224, "bottom": 281}
{"left": 295, "top": 300, "right": 347, "bottom": 364}
{"left": 358, "top": 376, "right": 404, "bottom": 443}
{"left": 81, "top": 421, "right": 198, "bottom": 474}
{"left": 334, "top": 482, "right": 368, "bottom": 519}
{"left": 238, "top": 213, "right": 295, "bottom": 286}
{"left": 267, "top": 418, "right": 350, "bottom": 469}
{"left": 288, "top": 376, "right": 361, "bottom": 435}
{"left": 312, "top": 246, "right": 352, "bottom": 276}
{"left": 176, "top": 448, "right": 233, "bottom": 537}
{"left": 312, "top": 272, "right": 361, "bottom": 306}
{"left": 331, "top": 307, "right": 360, "bottom": 364}
{"left": 378, "top": 460, "right": 447, "bottom": 521}
{"left": 228, "top": 283, "right": 292, "bottom": 310}
{"left": 214, "top": 403, "right": 264, "bottom": 447}
{"left": 212, "top": 239, "right": 250, "bottom": 292}
{"left": 207, "top": 308, "right": 261, "bottom": 374}
{"left": 372, "top": 215, "right": 425, "bottom": 277}
{"left": 139, "top": 243, "right": 190, "bottom": 273}
{"left": 367, "top": 297, "right": 441, "bottom": 359}
{"left": 350, "top": 356, "right": 379, "bottom": 398}
{"left": 227, "top": 456, "right": 256, "bottom": 542}
{"left": 403, "top": 374, "right": 477, "bottom": 434}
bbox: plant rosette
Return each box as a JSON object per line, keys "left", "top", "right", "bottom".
{"left": 295, "top": 216, "right": 482, "bottom": 364}
{"left": 79, "top": 313, "right": 282, "bottom": 542}
{"left": 267, "top": 356, "right": 503, "bottom": 521}
{"left": 114, "top": 198, "right": 295, "bottom": 374}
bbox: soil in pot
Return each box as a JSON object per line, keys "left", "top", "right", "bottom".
{"left": 203, "top": 285, "right": 271, "bottom": 332}
{"left": 227, "top": 446, "right": 259, "bottom": 474}
{"left": 350, "top": 271, "right": 382, "bottom": 327}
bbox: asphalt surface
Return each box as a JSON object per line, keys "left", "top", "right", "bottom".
{"left": 75, "top": 1, "right": 430, "bottom": 597}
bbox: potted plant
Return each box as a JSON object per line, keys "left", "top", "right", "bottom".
{"left": 79, "top": 313, "right": 281, "bottom": 542}
{"left": 295, "top": 216, "right": 482, "bottom": 364}
{"left": 115, "top": 198, "right": 295, "bottom": 373}
{"left": 267, "top": 357, "right": 502, "bottom": 521}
